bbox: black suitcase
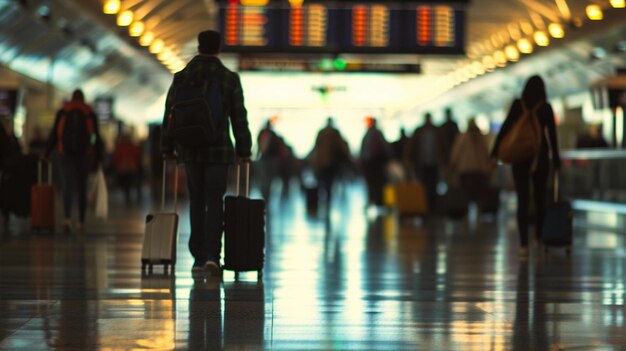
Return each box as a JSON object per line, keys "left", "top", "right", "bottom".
{"left": 437, "top": 187, "right": 469, "bottom": 219}
{"left": 477, "top": 186, "right": 500, "bottom": 214}
{"left": 223, "top": 163, "right": 265, "bottom": 279}
{"left": 541, "top": 174, "right": 572, "bottom": 255}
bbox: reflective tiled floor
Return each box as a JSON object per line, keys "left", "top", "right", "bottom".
{"left": 1, "top": 181, "right": 626, "bottom": 350}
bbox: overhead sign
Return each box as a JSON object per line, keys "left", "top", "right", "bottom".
{"left": 219, "top": 1, "right": 466, "bottom": 55}
{"left": 238, "top": 57, "right": 421, "bottom": 73}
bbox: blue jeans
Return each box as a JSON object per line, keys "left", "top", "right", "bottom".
{"left": 59, "top": 156, "right": 89, "bottom": 223}
{"left": 184, "top": 163, "right": 229, "bottom": 263}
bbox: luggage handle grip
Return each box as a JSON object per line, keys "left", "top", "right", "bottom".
{"left": 236, "top": 161, "right": 250, "bottom": 198}
{"left": 38, "top": 160, "right": 52, "bottom": 185}
{"left": 161, "top": 159, "right": 178, "bottom": 212}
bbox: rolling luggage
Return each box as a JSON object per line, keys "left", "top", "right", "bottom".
{"left": 0, "top": 154, "right": 37, "bottom": 218}
{"left": 31, "top": 160, "right": 55, "bottom": 231}
{"left": 437, "top": 187, "right": 469, "bottom": 219}
{"left": 541, "top": 173, "right": 572, "bottom": 255}
{"left": 141, "top": 160, "right": 179, "bottom": 274}
{"left": 477, "top": 186, "right": 500, "bottom": 215}
{"left": 394, "top": 180, "right": 428, "bottom": 216}
{"left": 223, "top": 162, "right": 265, "bottom": 279}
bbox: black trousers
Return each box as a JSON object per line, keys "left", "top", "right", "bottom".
{"left": 511, "top": 158, "right": 549, "bottom": 247}
{"left": 185, "top": 163, "right": 229, "bottom": 263}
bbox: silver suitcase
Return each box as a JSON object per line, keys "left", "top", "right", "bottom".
{"left": 141, "top": 160, "right": 179, "bottom": 274}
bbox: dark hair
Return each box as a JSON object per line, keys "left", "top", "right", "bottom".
{"left": 521, "top": 75, "right": 546, "bottom": 107}
{"left": 198, "top": 30, "right": 221, "bottom": 55}
{"left": 71, "top": 89, "right": 85, "bottom": 102}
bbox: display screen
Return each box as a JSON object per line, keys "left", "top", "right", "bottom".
{"left": 219, "top": 1, "right": 466, "bottom": 54}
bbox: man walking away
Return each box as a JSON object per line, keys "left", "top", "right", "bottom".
{"left": 161, "top": 30, "right": 252, "bottom": 277}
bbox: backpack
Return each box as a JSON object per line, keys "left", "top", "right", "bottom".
{"left": 497, "top": 101, "right": 542, "bottom": 164}
{"left": 168, "top": 75, "right": 223, "bottom": 149}
{"left": 59, "top": 108, "right": 94, "bottom": 156}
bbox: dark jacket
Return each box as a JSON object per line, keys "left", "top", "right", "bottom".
{"left": 404, "top": 124, "right": 446, "bottom": 168}
{"left": 46, "top": 101, "right": 103, "bottom": 162}
{"left": 491, "top": 99, "right": 560, "bottom": 168}
{"left": 161, "top": 55, "right": 252, "bottom": 164}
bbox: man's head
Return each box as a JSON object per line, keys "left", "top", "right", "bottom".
{"left": 445, "top": 108, "right": 453, "bottom": 122}
{"left": 424, "top": 113, "right": 432, "bottom": 125}
{"left": 71, "top": 89, "right": 85, "bottom": 102}
{"left": 198, "top": 30, "right": 221, "bottom": 55}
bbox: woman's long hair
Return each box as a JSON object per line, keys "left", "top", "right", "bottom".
{"left": 520, "top": 75, "right": 546, "bottom": 107}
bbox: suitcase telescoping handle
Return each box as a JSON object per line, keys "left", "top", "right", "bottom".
{"left": 235, "top": 161, "right": 250, "bottom": 198}
{"left": 161, "top": 159, "right": 179, "bottom": 212}
{"left": 553, "top": 170, "right": 559, "bottom": 203}
{"left": 543, "top": 126, "right": 559, "bottom": 203}
{"left": 38, "top": 160, "right": 52, "bottom": 185}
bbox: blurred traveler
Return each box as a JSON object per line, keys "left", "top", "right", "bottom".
{"left": 310, "top": 117, "right": 352, "bottom": 213}
{"left": 491, "top": 75, "right": 560, "bottom": 256}
{"left": 404, "top": 113, "right": 444, "bottom": 211}
{"left": 0, "top": 119, "right": 22, "bottom": 170}
{"left": 161, "top": 30, "right": 252, "bottom": 276}
{"left": 576, "top": 124, "right": 608, "bottom": 148}
{"left": 45, "top": 89, "right": 104, "bottom": 232}
{"left": 449, "top": 118, "right": 491, "bottom": 202}
{"left": 391, "top": 127, "right": 409, "bottom": 161}
{"left": 28, "top": 126, "right": 47, "bottom": 157}
{"left": 439, "top": 108, "right": 459, "bottom": 164}
{"left": 256, "top": 119, "right": 281, "bottom": 201}
{"left": 112, "top": 133, "right": 141, "bottom": 204}
{"left": 359, "top": 117, "right": 391, "bottom": 207}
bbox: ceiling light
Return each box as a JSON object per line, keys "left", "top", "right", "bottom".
{"left": 472, "top": 61, "right": 485, "bottom": 75}
{"left": 129, "top": 21, "right": 144, "bottom": 37}
{"left": 610, "top": 0, "right": 625, "bottom": 8}
{"left": 520, "top": 19, "right": 534, "bottom": 36}
{"left": 505, "top": 45, "right": 519, "bottom": 62}
{"left": 517, "top": 38, "right": 533, "bottom": 54}
{"left": 103, "top": 0, "right": 120, "bottom": 14}
{"left": 464, "top": 65, "right": 477, "bottom": 79}
{"left": 494, "top": 51, "right": 507, "bottom": 67}
{"left": 548, "top": 23, "right": 565, "bottom": 38}
{"left": 149, "top": 39, "right": 164, "bottom": 54}
{"left": 482, "top": 56, "right": 495, "bottom": 71}
{"left": 534, "top": 31, "right": 549, "bottom": 46}
{"left": 158, "top": 49, "right": 173, "bottom": 62}
{"left": 117, "top": 10, "right": 133, "bottom": 26}
{"left": 586, "top": 5, "right": 603, "bottom": 20}
{"left": 139, "top": 32, "right": 154, "bottom": 46}
{"left": 508, "top": 23, "right": 522, "bottom": 41}
{"left": 491, "top": 34, "right": 502, "bottom": 49}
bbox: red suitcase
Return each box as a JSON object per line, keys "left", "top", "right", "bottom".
{"left": 31, "top": 161, "right": 55, "bottom": 231}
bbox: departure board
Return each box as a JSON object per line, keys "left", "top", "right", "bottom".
{"left": 219, "top": 1, "right": 466, "bottom": 54}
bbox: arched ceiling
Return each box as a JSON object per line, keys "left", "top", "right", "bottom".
{"left": 0, "top": 0, "right": 625, "bottom": 124}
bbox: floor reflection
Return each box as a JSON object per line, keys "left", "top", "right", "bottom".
{"left": 2, "top": 182, "right": 626, "bottom": 349}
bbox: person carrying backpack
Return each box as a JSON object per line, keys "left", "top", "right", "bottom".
{"left": 491, "top": 75, "right": 560, "bottom": 256}
{"left": 161, "top": 30, "right": 252, "bottom": 277}
{"left": 45, "top": 89, "right": 103, "bottom": 232}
